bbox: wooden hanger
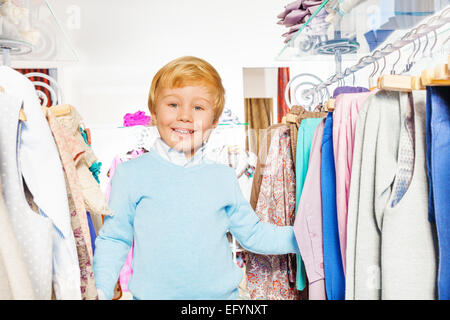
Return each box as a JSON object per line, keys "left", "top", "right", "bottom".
{"left": 19, "top": 109, "right": 27, "bottom": 121}
{"left": 282, "top": 112, "right": 298, "bottom": 124}
{"left": 324, "top": 98, "right": 335, "bottom": 111}
{"left": 376, "top": 46, "right": 416, "bottom": 92}
{"left": 421, "top": 56, "right": 450, "bottom": 86}
{"left": 377, "top": 74, "right": 413, "bottom": 92}
{"left": 411, "top": 75, "right": 425, "bottom": 90}
{"left": 379, "top": 55, "right": 450, "bottom": 91}
{"left": 48, "top": 104, "right": 72, "bottom": 117}
{"left": 0, "top": 85, "right": 27, "bottom": 121}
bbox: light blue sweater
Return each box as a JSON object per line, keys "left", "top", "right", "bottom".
{"left": 93, "top": 149, "right": 299, "bottom": 300}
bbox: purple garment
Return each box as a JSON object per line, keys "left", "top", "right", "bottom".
{"left": 278, "top": 0, "right": 325, "bottom": 27}
{"left": 87, "top": 212, "right": 96, "bottom": 254}
{"left": 332, "top": 86, "right": 369, "bottom": 99}
{"left": 283, "top": 9, "right": 309, "bottom": 26}
{"left": 123, "top": 111, "right": 151, "bottom": 127}
{"left": 278, "top": 0, "right": 303, "bottom": 19}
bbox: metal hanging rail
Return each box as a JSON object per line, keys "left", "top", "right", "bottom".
{"left": 301, "top": 6, "right": 450, "bottom": 99}
{"left": 0, "top": 38, "right": 33, "bottom": 66}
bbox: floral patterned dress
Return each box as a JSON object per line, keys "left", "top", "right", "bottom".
{"left": 44, "top": 109, "right": 98, "bottom": 300}
{"left": 246, "top": 125, "right": 299, "bottom": 300}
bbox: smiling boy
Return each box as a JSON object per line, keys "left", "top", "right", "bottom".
{"left": 93, "top": 56, "right": 300, "bottom": 300}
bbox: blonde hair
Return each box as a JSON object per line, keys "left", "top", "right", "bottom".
{"left": 148, "top": 56, "right": 225, "bottom": 121}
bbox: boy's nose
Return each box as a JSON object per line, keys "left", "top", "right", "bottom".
{"left": 177, "top": 106, "right": 193, "bottom": 122}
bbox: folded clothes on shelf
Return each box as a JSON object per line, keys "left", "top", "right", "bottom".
{"left": 277, "top": 0, "right": 329, "bottom": 43}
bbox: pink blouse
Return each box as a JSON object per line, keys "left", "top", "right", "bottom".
{"left": 332, "top": 91, "right": 374, "bottom": 272}
{"left": 294, "top": 119, "right": 326, "bottom": 300}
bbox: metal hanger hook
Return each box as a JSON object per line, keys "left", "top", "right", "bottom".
{"left": 379, "top": 55, "right": 387, "bottom": 76}
{"left": 429, "top": 29, "right": 438, "bottom": 58}
{"left": 405, "top": 39, "right": 416, "bottom": 72}
{"left": 391, "top": 49, "right": 401, "bottom": 75}
{"left": 369, "top": 57, "right": 379, "bottom": 78}
{"left": 422, "top": 33, "right": 429, "bottom": 58}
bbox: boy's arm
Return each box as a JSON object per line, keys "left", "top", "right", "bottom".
{"left": 93, "top": 164, "right": 135, "bottom": 300}
{"left": 226, "top": 176, "right": 300, "bottom": 255}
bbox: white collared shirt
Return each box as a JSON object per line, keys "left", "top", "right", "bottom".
{"left": 152, "top": 137, "right": 207, "bottom": 168}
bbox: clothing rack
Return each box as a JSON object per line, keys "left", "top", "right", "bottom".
{"left": 301, "top": 6, "right": 450, "bottom": 100}
{"left": 0, "top": 38, "right": 62, "bottom": 107}
{"left": 0, "top": 38, "right": 33, "bottom": 67}
{"left": 25, "top": 72, "right": 63, "bottom": 106}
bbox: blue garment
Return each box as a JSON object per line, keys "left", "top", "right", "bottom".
{"left": 86, "top": 212, "right": 96, "bottom": 254}
{"left": 426, "top": 86, "right": 450, "bottom": 300}
{"left": 93, "top": 150, "right": 299, "bottom": 300}
{"left": 321, "top": 113, "right": 345, "bottom": 300}
{"left": 364, "top": 29, "right": 394, "bottom": 51}
{"left": 295, "top": 117, "right": 324, "bottom": 291}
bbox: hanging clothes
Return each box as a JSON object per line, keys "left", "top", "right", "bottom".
{"left": 332, "top": 86, "right": 369, "bottom": 98}
{"left": 346, "top": 90, "right": 438, "bottom": 300}
{"left": 294, "top": 117, "right": 325, "bottom": 292}
{"left": 246, "top": 125, "right": 299, "bottom": 300}
{"left": 277, "top": 68, "right": 291, "bottom": 123}
{"left": 288, "top": 105, "right": 327, "bottom": 167}
{"left": 250, "top": 124, "right": 285, "bottom": 211}
{"left": 43, "top": 108, "right": 99, "bottom": 300}
{"left": 50, "top": 105, "right": 112, "bottom": 245}
{"left": 425, "top": 86, "right": 450, "bottom": 300}
{"left": 294, "top": 119, "right": 326, "bottom": 300}
{"left": 244, "top": 98, "right": 273, "bottom": 156}
{"left": 0, "top": 94, "right": 54, "bottom": 299}
{"left": 0, "top": 176, "right": 35, "bottom": 299}
{"left": 321, "top": 113, "right": 345, "bottom": 300}
{"left": 0, "top": 66, "right": 81, "bottom": 300}
{"left": 204, "top": 144, "right": 257, "bottom": 202}
{"left": 332, "top": 91, "right": 374, "bottom": 271}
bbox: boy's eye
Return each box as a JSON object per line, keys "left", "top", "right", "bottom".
{"left": 194, "top": 106, "right": 204, "bottom": 111}
{"left": 168, "top": 103, "right": 178, "bottom": 108}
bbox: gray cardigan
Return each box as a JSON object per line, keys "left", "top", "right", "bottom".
{"left": 345, "top": 90, "right": 438, "bottom": 300}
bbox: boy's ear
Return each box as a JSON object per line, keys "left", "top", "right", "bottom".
{"left": 151, "top": 112, "right": 157, "bottom": 124}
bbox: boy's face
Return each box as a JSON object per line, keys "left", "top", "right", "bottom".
{"left": 151, "top": 85, "right": 219, "bottom": 158}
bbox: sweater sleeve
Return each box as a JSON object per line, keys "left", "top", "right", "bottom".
{"left": 93, "top": 164, "right": 135, "bottom": 300}
{"left": 226, "top": 173, "right": 300, "bottom": 255}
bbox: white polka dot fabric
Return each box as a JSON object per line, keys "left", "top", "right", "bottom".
{"left": 0, "top": 94, "right": 53, "bottom": 299}
{"left": 0, "top": 66, "right": 82, "bottom": 300}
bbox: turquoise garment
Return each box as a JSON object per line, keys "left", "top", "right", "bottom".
{"left": 80, "top": 127, "right": 90, "bottom": 146}
{"left": 79, "top": 127, "right": 102, "bottom": 183}
{"left": 295, "top": 117, "right": 324, "bottom": 291}
{"left": 89, "top": 161, "right": 102, "bottom": 184}
{"left": 93, "top": 150, "right": 299, "bottom": 300}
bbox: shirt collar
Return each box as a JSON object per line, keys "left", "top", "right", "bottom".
{"left": 152, "top": 137, "right": 207, "bottom": 168}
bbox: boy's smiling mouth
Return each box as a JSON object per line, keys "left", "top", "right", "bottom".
{"left": 172, "top": 127, "right": 195, "bottom": 136}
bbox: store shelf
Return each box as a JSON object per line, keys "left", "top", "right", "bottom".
{"left": 276, "top": 0, "right": 450, "bottom": 61}
{"left": 0, "top": 0, "right": 78, "bottom": 63}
